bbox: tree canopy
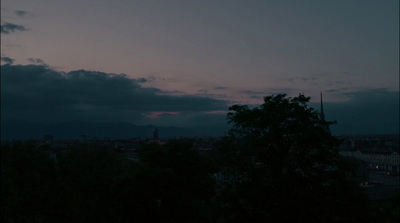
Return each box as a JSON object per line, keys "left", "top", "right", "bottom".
{"left": 215, "top": 94, "right": 372, "bottom": 222}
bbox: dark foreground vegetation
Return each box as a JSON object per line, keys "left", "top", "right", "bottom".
{"left": 2, "top": 94, "right": 399, "bottom": 222}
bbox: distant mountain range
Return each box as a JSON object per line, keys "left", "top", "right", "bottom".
{"left": 1, "top": 122, "right": 229, "bottom": 140}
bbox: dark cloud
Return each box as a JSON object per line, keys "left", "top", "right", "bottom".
{"left": 14, "top": 10, "right": 32, "bottom": 17}
{"left": 156, "top": 89, "right": 186, "bottom": 95}
{"left": 144, "top": 76, "right": 156, "bottom": 82}
{"left": 1, "top": 22, "right": 29, "bottom": 34}
{"left": 198, "top": 89, "right": 208, "bottom": 94}
{"left": 1, "top": 64, "right": 228, "bottom": 125}
{"left": 27, "top": 58, "right": 47, "bottom": 65}
{"left": 214, "top": 86, "right": 228, "bottom": 90}
{"left": 137, "top": 77, "right": 148, "bottom": 83}
{"left": 1, "top": 56, "right": 14, "bottom": 64}
{"left": 311, "top": 88, "right": 399, "bottom": 134}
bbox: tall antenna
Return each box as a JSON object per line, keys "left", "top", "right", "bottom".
{"left": 320, "top": 92, "right": 325, "bottom": 121}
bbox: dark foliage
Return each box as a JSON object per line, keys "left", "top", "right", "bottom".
{"left": 1, "top": 141, "right": 59, "bottom": 222}
{"left": 1, "top": 94, "right": 395, "bottom": 222}
{"left": 1, "top": 140, "right": 216, "bottom": 223}
{"left": 214, "top": 94, "right": 373, "bottom": 222}
{"left": 130, "top": 139, "right": 217, "bottom": 222}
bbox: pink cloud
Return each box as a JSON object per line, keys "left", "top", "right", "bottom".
{"left": 144, "top": 111, "right": 180, "bottom": 119}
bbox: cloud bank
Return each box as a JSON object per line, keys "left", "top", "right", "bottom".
{"left": 1, "top": 22, "right": 29, "bottom": 34}
{"left": 1, "top": 56, "right": 14, "bottom": 64}
{"left": 14, "top": 10, "right": 33, "bottom": 17}
{"left": 1, "top": 64, "right": 228, "bottom": 128}
{"left": 1, "top": 63, "right": 398, "bottom": 136}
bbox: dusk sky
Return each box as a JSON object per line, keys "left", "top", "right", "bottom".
{"left": 1, "top": 0, "right": 399, "bottom": 136}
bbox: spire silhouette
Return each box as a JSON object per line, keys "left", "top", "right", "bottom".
{"left": 319, "top": 92, "right": 331, "bottom": 133}
{"left": 320, "top": 92, "right": 325, "bottom": 121}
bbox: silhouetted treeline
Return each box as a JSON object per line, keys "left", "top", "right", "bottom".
{"left": 1, "top": 140, "right": 218, "bottom": 223}
{"left": 1, "top": 139, "right": 399, "bottom": 223}
{"left": 2, "top": 94, "right": 399, "bottom": 222}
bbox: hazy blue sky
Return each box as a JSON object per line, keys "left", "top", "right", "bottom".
{"left": 1, "top": 0, "right": 399, "bottom": 135}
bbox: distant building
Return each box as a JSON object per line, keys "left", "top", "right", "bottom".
{"left": 43, "top": 134, "right": 54, "bottom": 143}
{"left": 338, "top": 135, "right": 400, "bottom": 174}
{"left": 339, "top": 149, "right": 399, "bottom": 173}
{"left": 78, "top": 134, "right": 89, "bottom": 143}
{"left": 338, "top": 135, "right": 399, "bottom": 151}
{"left": 153, "top": 128, "right": 159, "bottom": 139}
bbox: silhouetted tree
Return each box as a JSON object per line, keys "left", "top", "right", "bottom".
{"left": 215, "top": 94, "right": 372, "bottom": 222}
